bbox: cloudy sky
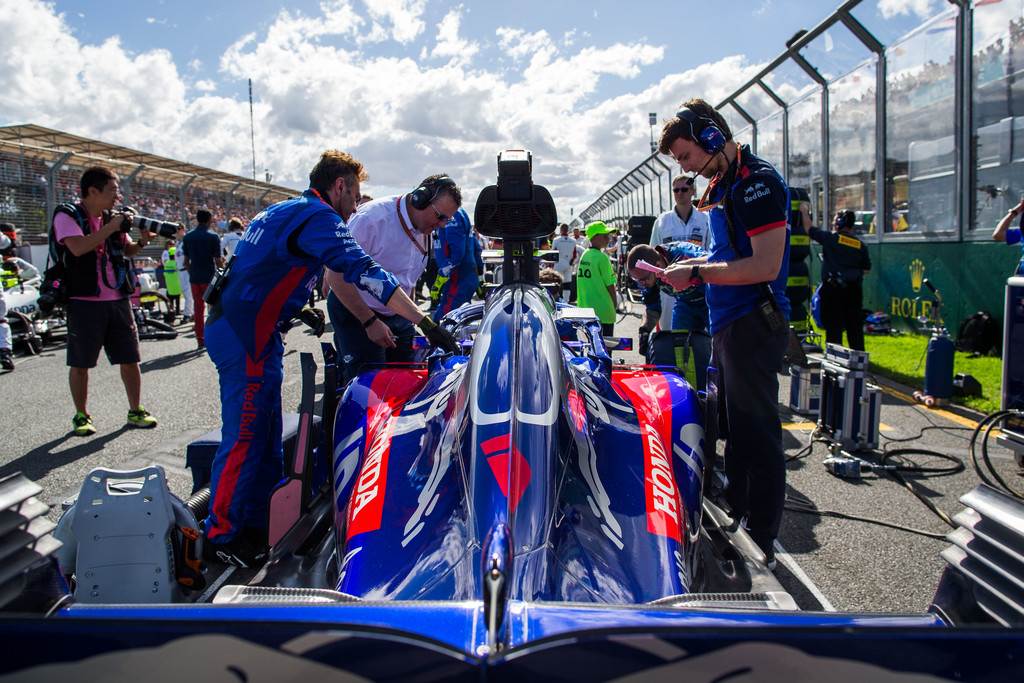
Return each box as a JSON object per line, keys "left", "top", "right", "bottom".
{"left": 0, "top": 0, "right": 937, "bottom": 219}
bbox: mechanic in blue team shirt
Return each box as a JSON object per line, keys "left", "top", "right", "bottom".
{"left": 992, "top": 197, "right": 1024, "bottom": 275}
{"left": 626, "top": 242, "right": 711, "bottom": 391}
{"left": 658, "top": 98, "right": 791, "bottom": 570}
{"left": 430, "top": 206, "right": 483, "bottom": 318}
{"left": 202, "top": 151, "right": 459, "bottom": 567}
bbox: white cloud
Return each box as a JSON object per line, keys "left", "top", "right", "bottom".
{"left": 361, "top": 0, "right": 427, "bottom": 45}
{"left": 878, "top": 0, "right": 937, "bottom": 21}
{"left": 496, "top": 27, "right": 552, "bottom": 61}
{"left": 0, "top": 0, "right": 772, "bottom": 217}
{"left": 429, "top": 7, "right": 478, "bottom": 65}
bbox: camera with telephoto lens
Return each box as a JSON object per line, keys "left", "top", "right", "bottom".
{"left": 36, "top": 274, "right": 66, "bottom": 314}
{"left": 117, "top": 208, "right": 182, "bottom": 239}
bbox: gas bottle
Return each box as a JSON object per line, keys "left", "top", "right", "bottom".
{"left": 924, "top": 332, "right": 955, "bottom": 401}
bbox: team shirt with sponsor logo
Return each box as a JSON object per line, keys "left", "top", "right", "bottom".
{"left": 704, "top": 145, "right": 791, "bottom": 333}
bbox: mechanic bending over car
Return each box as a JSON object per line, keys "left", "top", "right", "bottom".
{"left": 657, "top": 98, "right": 791, "bottom": 570}
{"left": 201, "top": 150, "right": 459, "bottom": 568}
{"left": 626, "top": 242, "right": 711, "bottom": 391}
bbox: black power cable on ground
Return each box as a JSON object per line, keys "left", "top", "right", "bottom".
{"left": 969, "top": 409, "right": 1024, "bottom": 502}
{"left": 783, "top": 490, "right": 948, "bottom": 540}
{"left": 783, "top": 433, "right": 964, "bottom": 539}
{"left": 878, "top": 448, "right": 966, "bottom": 529}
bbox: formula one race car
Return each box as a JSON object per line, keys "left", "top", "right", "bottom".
{"left": 0, "top": 152, "right": 1022, "bottom": 680}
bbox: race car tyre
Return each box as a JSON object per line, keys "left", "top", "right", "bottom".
{"left": 138, "top": 316, "right": 178, "bottom": 340}
{"left": 139, "top": 329, "right": 178, "bottom": 341}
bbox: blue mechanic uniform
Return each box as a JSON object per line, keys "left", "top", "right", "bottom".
{"left": 637, "top": 242, "right": 711, "bottom": 390}
{"left": 203, "top": 190, "right": 400, "bottom": 544}
{"left": 1004, "top": 215, "right": 1024, "bottom": 275}
{"left": 704, "top": 144, "right": 791, "bottom": 560}
{"left": 433, "top": 207, "right": 483, "bottom": 318}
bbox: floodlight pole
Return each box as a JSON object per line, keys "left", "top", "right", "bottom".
{"left": 649, "top": 112, "right": 657, "bottom": 153}
{"left": 249, "top": 79, "right": 257, "bottom": 215}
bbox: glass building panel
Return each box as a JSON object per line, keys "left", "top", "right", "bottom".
{"left": 851, "top": 2, "right": 948, "bottom": 49}
{"left": 828, "top": 61, "right": 877, "bottom": 229}
{"left": 972, "top": 0, "right": 1024, "bottom": 232}
{"left": 756, "top": 110, "right": 785, "bottom": 173}
{"left": 884, "top": 8, "right": 957, "bottom": 236}
{"left": 799, "top": 26, "right": 874, "bottom": 82}
{"left": 787, "top": 92, "right": 823, "bottom": 222}
{"left": 734, "top": 88, "right": 776, "bottom": 124}
{"left": 732, "top": 122, "right": 754, "bottom": 148}
{"left": 766, "top": 62, "right": 819, "bottom": 102}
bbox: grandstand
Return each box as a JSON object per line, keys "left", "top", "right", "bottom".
{"left": 0, "top": 124, "right": 298, "bottom": 248}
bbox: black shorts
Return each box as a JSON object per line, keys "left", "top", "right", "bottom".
{"left": 66, "top": 298, "right": 140, "bottom": 368}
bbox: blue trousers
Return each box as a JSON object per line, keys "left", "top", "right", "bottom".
{"left": 650, "top": 330, "right": 711, "bottom": 392}
{"left": 711, "top": 309, "right": 789, "bottom": 554}
{"left": 435, "top": 267, "right": 479, "bottom": 319}
{"left": 327, "top": 293, "right": 415, "bottom": 384}
{"left": 204, "top": 319, "right": 284, "bottom": 542}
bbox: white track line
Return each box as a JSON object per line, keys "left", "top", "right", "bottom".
{"left": 775, "top": 540, "right": 836, "bottom": 612}
{"left": 198, "top": 565, "right": 237, "bottom": 602}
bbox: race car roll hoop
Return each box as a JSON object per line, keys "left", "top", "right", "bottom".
{"left": 473, "top": 149, "right": 558, "bottom": 286}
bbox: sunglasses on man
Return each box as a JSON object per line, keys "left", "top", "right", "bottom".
{"left": 430, "top": 201, "right": 453, "bottom": 223}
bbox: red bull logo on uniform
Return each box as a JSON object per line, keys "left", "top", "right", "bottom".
{"left": 743, "top": 182, "right": 771, "bottom": 203}
{"left": 238, "top": 382, "right": 260, "bottom": 441}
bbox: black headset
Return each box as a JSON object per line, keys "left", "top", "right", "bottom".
{"left": 409, "top": 175, "right": 456, "bottom": 210}
{"left": 675, "top": 107, "right": 727, "bottom": 155}
{"left": 834, "top": 210, "right": 856, "bottom": 230}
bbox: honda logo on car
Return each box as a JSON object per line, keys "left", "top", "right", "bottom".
{"left": 347, "top": 414, "right": 395, "bottom": 537}
{"left": 643, "top": 422, "right": 681, "bottom": 539}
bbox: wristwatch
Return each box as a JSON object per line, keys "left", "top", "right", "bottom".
{"left": 688, "top": 264, "right": 703, "bottom": 287}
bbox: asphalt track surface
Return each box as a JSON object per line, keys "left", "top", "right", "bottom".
{"left": 1, "top": 292, "right": 1021, "bottom": 617}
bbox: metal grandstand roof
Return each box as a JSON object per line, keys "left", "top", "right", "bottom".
{"left": 0, "top": 123, "right": 297, "bottom": 195}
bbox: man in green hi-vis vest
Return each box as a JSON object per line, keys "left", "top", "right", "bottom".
{"left": 162, "top": 240, "right": 182, "bottom": 315}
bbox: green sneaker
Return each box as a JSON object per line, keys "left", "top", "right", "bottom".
{"left": 127, "top": 407, "right": 158, "bottom": 429}
{"left": 72, "top": 412, "right": 96, "bottom": 436}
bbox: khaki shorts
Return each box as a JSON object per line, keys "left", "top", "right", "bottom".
{"left": 66, "top": 298, "right": 140, "bottom": 368}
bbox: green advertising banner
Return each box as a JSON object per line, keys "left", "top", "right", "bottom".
{"left": 808, "top": 242, "right": 1019, "bottom": 337}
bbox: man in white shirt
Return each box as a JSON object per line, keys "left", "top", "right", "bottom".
{"left": 649, "top": 175, "right": 710, "bottom": 330}
{"left": 220, "top": 218, "right": 244, "bottom": 259}
{"left": 328, "top": 174, "right": 462, "bottom": 382}
{"left": 573, "top": 225, "right": 589, "bottom": 252}
{"left": 650, "top": 175, "right": 709, "bottom": 249}
{"left": 551, "top": 223, "right": 579, "bottom": 300}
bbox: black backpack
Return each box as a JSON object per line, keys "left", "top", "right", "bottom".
{"left": 956, "top": 311, "right": 1000, "bottom": 355}
{"left": 37, "top": 204, "right": 88, "bottom": 312}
